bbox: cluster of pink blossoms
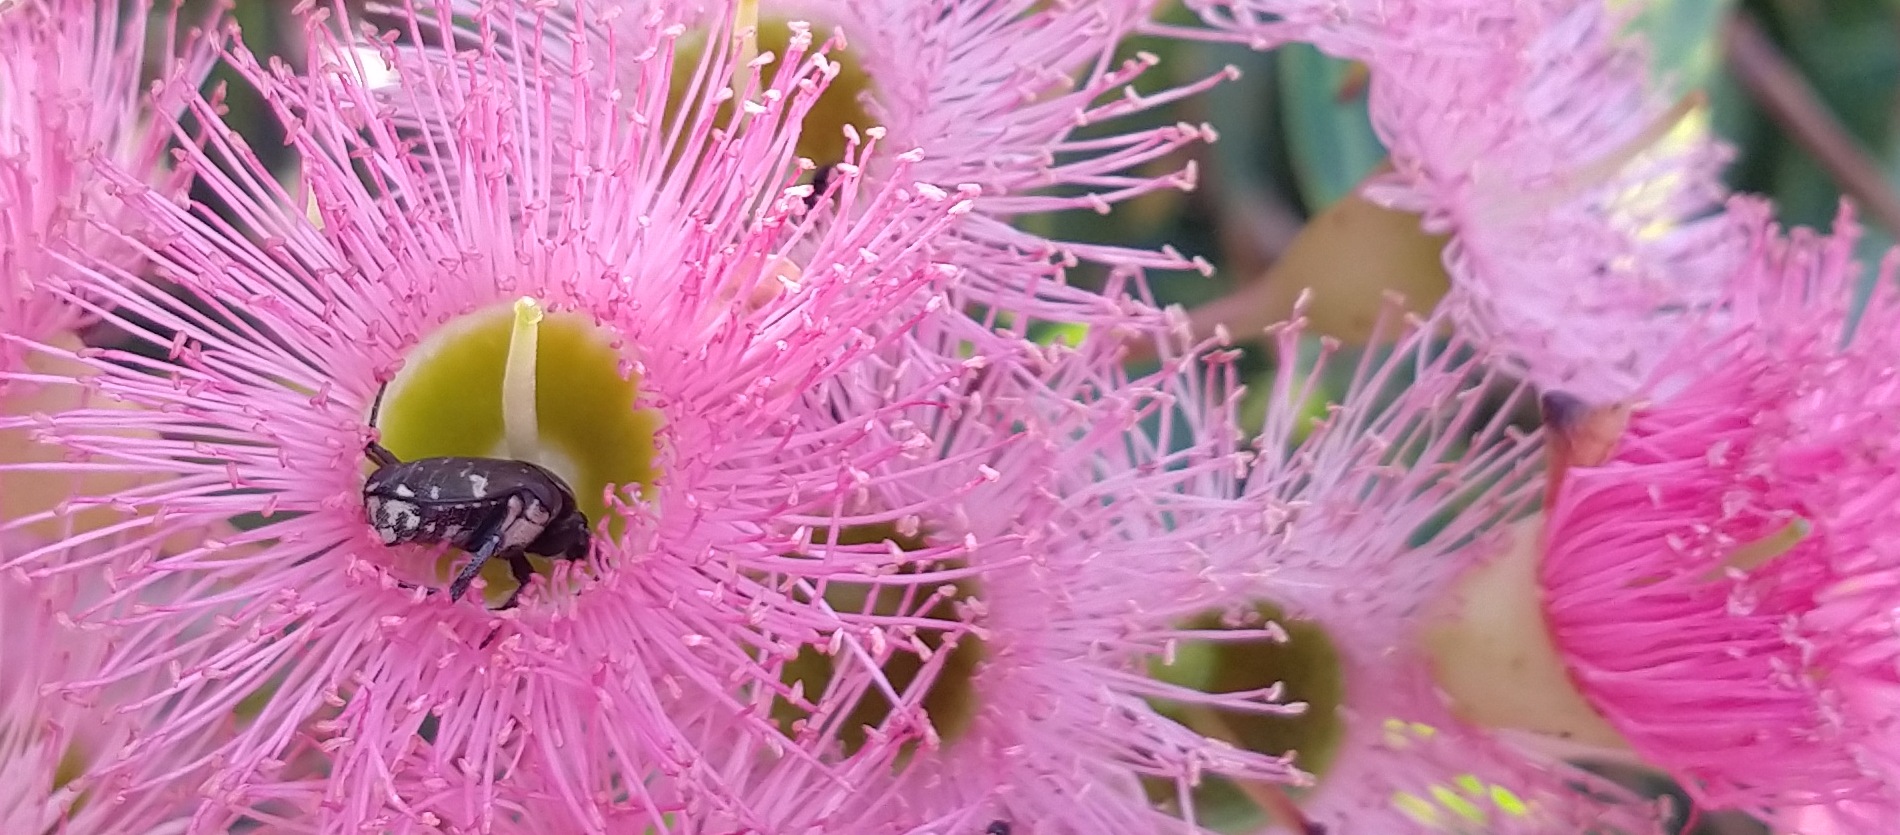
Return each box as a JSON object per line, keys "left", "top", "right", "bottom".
{"left": 6, "top": 0, "right": 1900, "bottom": 833}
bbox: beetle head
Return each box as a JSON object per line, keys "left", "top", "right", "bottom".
{"left": 530, "top": 511, "right": 592, "bottom": 561}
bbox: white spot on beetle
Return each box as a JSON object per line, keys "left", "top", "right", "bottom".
{"left": 467, "top": 473, "right": 490, "bottom": 497}
{"left": 429, "top": 485, "right": 441, "bottom": 500}
{"left": 498, "top": 496, "right": 544, "bottom": 550}
{"left": 370, "top": 497, "right": 421, "bottom": 543}
{"left": 523, "top": 503, "right": 552, "bottom": 526}
{"left": 392, "top": 484, "right": 416, "bottom": 498}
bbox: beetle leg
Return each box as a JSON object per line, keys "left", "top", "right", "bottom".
{"left": 497, "top": 552, "right": 537, "bottom": 610}
{"left": 478, "top": 623, "right": 507, "bottom": 650}
{"left": 390, "top": 575, "right": 436, "bottom": 598}
{"left": 447, "top": 534, "right": 504, "bottom": 602}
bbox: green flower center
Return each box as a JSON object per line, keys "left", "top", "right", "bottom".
{"left": 371, "top": 298, "right": 661, "bottom": 604}
{"left": 772, "top": 523, "right": 985, "bottom": 762}
{"left": 670, "top": 8, "right": 874, "bottom": 169}
{"left": 1148, "top": 603, "right": 1346, "bottom": 828}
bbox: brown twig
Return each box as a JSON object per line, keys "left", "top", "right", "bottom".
{"left": 1724, "top": 14, "right": 1900, "bottom": 238}
{"left": 1216, "top": 189, "right": 1306, "bottom": 282}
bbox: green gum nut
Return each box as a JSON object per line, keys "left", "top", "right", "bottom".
{"left": 372, "top": 299, "right": 662, "bottom": 604}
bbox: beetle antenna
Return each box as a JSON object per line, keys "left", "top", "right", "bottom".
{"left": 367, "top": 381, "right": 390, "bottom": 431}
{"left": 365, "top": 442, "right": 400, "bottom": 469}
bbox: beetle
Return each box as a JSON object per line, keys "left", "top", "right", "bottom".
{"left": 362, "top": 442, "right": 591, "bottom": 608}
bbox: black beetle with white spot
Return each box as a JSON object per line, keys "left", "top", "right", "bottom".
{"left": 362, "top": 442, "right": 592, "bottom": 608}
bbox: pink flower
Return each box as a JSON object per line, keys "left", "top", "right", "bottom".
{"left": 0, "top": 572, "right": 114, "bottom": 833}
{"left": 1541, "top": 198, "right": 1900, "bottom": 817}
{"left": 1781, "top": 801, "right": 1882, "bottom": 835}
{"left": 2, "top": 1, "right": 1025, "bottom": 830}
{"left": 1172, "top": 0, "right": 1737, "bottom": 401}
{"left": 0, "top": 0, "right": 216, "bottom": 354}
{"left": 1199, "top": 306, "right": 1663, "bottom": 832}
{"left": 0, "top": 12, "right": 228, "bottom": 829}
{"left": 692, "top": 326, "right": 1301, "bottom": 834}
{"left": 825, "top": 0, "right": 1231, "bottom": 309}
{"left": 1, "top": 0, "right": 223, "bottom": 549}
{"left": 370, "top": 0, "right": 1230, "bottom": 331}
{"left": 0, "top": 568, "right": 257, "bottom": 833}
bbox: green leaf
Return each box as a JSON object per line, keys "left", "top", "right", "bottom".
{"left": 1625, "top": 0, "right": 1734, "bottom": 93}
{"left": 1277, "top": 44, "right": 1385, "bottom": 210}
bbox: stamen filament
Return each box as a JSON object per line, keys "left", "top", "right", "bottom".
{"left": 503, "top": 296, "right": 544, "bottom": 459}
{"left": 1479, "top": 91, "right": 1705, "bottom": 223}
{"left": 1181, "top": 705, "right": 1324, "bottom": 834}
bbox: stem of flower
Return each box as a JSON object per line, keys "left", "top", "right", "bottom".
{"left": 1726, "top": 14, "right": 1900, "bottom": 239}
{"left": 503, "top": 296, "right": 544, "bottom": 459}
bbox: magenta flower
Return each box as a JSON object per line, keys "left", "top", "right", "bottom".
{"left": 1194, "top": 306, "right": 1663, "bottom": 833}
{"left": 1541, "top": 198, "right": 1900, "bottom": 818}
{"left": 1, "top": 1, "right": 1028, "bottom": 830}
{"left": 1174, "top": 0, "right": 1736, "bottom": 401}
{"left": 1780, "top": 800, "right": 1885, "bottom": 835}
{"left": 370, "top": 0, "right": 1230, "bottom": 331}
